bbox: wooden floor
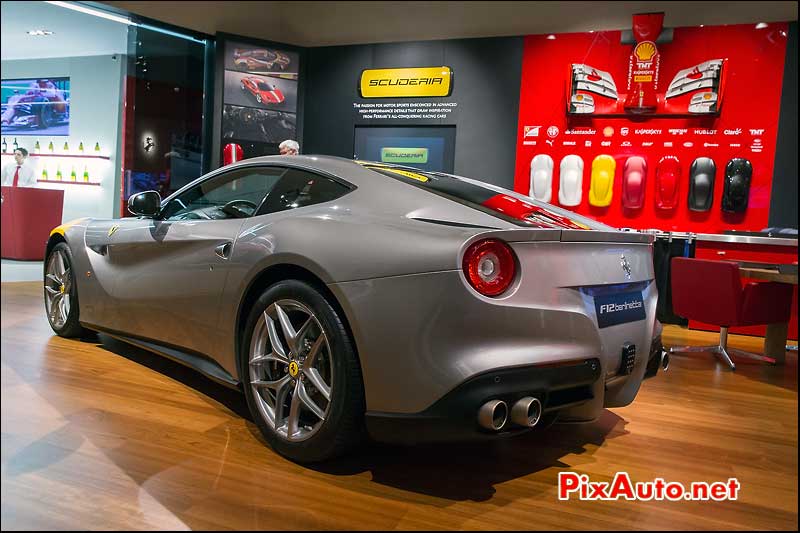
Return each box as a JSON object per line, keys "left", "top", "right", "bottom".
{"left": 1, "top": 281, "right": 797, "bottom": 530}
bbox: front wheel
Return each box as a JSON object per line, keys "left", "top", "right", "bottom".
{"left": 44, "top": 242, "right": 86, "bottom": 337}
{"left": 239, "top": 280, "right": 365, "bottom": 462}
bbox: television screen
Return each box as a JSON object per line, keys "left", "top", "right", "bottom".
{"left": 1, "top": 77, "right": 70, "bottom": 136}
{"left": 354, "top": 126, "right": 457, "bottom": 173}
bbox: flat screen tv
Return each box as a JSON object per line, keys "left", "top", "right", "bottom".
{"left": 354, "top": 126, "right": 456, "bottom": 173}
{"left": 1, "top": 77, "right": 70, "bottom": 136}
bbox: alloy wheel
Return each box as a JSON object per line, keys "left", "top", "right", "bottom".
{"left": 249, "top": 299, "right": 334, "bottom": 442}
{"left": 44, "top": 249, "right": 71, "bottom": 329}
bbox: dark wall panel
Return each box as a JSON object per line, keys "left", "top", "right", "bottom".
{"left": 303, "top": 37, "right": 523, "bottom": 188}
{"left": 769, "top": 21, "right": 798, "bottom": 229}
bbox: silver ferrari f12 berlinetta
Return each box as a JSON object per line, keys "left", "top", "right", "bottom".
{"left": 44, "top": 155, "right": 666, "bottom": 462}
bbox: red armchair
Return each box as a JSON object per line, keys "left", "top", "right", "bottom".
{"left": 669, "top": 257, "right": 794, "bottom": 370}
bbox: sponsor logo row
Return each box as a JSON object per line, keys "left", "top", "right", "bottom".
{"left": 522, "top": 139, "right": 760, "bottom": 150}
{"left": 524, "top": 125, "right": 765, "bottom": 139}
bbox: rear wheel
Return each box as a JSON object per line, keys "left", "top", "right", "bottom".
{"left": 44, "top": 242, "right": 86, "bottom": 338}
{"left": 239, "top": 280, "right": 365, "bottom": 462}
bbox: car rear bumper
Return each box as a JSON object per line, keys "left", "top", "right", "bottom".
{"left": 364, "top": 358, "right": 602, "bottom": 444}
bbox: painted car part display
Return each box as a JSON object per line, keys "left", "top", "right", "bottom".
{"left": 688, "top": 157, "right": 716, "bottom": 211}
{"left": 569, "top": 93, "right": 595, "bottom": 114}
{"left": 558, "top": 154, "right": 584, "bottom": 207}
{"left": 622, "top": 156, "right": 647, "bottom": 209}
{"left": 722, "top": 158, "right": 752, "bottom": 213}
{"left": 515, "top": 23, "right": 786, "bottom": 231}
{"left": 529, "top": 154, "right": 554, "bottom": 202}
{"left": 589, "top": 155, "right": 615, "bottom": 207}
{"left": 655, "top": 156, "right": 681, "bottom": 210}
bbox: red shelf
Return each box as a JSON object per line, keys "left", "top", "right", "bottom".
{"left": 1, "top": 152, "right": 110, "bottom": 160}
{"left": 37, "top": 179, "right": 101, "bottom": 186}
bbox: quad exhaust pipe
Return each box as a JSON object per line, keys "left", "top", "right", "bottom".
{"left": 510, "top": 396, "right": 542, "bottom": 428}
{"left": 478, "top": 397, "right": 543, "bottom": 431}
{"left": 478, "top": 399, "right": 508, "bottom": 431}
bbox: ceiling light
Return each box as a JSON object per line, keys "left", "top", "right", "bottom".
{"left": 755, "top": 22, "right": 769, "bottom": 29}
{"left": 546, "top": 34, "right": 557, "bottom": 40}
{"left": 45, "top": 1, "right": 134, "bottom": 25}
{"left": 27, "top": 29, "right": 54, "bottom": 36}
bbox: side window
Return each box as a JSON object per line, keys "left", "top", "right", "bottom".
{"left": 160, "top": 167, "right": 286, "bottom": 221}
{"left": 259, "top": 168, "right": 352, "bottom": 215}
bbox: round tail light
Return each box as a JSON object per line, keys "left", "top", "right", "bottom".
{"left": 462, "top": 239, "right": 516, "bottom": 297}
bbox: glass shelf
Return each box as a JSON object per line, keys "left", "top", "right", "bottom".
{"left": 37, "top": 180, "right": 101, "bottom": 186}
{"left": 1, "top": 152, "right": 110, "bottom": 160}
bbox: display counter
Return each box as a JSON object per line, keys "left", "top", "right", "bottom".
{"left": 648, "top": 230, "right": 798, "bottom": 341}
{"left": 1, "top": 186, "right": 64, "bottom": 260}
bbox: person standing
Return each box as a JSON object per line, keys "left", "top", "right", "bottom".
{"left": 279, "top": 139, "right": 300, "bottom": 155}
{"left": 2, "top": 148, "right": 36, "bottom": 187}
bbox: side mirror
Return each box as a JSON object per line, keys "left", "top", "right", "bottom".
{"left": 128, "top": 190, "right": 161, "bottom": 217}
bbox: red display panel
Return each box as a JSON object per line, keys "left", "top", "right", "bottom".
{"left": 514, "top": 23, "right": 788, "bottom": 232}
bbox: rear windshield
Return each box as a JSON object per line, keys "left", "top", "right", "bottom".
{"left": 361, "top": 164, "right": 589, "bottom": 229}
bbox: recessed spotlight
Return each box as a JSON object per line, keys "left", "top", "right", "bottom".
{"left": 27, "top": 29, "right": 54, "bottom": 36}
{"left": 546, "top": 34, "right": 556, "bottom": 40}
{"left": 755, "top": 22, "right": 768, "bottom": 29}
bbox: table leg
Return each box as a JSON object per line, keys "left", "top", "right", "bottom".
{"left": 764, "top": 322, "right": 789, "bottom": 365}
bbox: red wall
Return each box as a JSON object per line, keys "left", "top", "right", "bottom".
{"left": 513, "top": 23, "right": 789, "bottom": 232}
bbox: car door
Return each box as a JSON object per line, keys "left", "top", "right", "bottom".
{"left": 90, "top": 165, "right": 287, "bottom": 357}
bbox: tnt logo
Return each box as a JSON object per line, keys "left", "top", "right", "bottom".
{"left": 750, "top": 129, "right": 765, "bottom": 135}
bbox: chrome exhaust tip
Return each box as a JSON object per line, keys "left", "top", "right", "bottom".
{"left": 661, "top": 349, "right": 670, "bottom": 371}
{"left": 478, "top": 399, "right": 508, "bottom": 431}
{"left": 510, "top": 396, "right": 542, "bottom": 428}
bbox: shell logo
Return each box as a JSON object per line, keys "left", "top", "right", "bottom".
{"left": 634, "top": 41, "right": 657, "bottom": 61}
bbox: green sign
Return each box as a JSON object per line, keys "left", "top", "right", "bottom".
{"left": 380, "top": 147, "right": 429, "bottom": 164}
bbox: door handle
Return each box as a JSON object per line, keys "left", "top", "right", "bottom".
{"left": 214, "top": 241, "right": 232, "bottom": 260}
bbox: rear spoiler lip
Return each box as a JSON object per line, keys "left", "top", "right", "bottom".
{"left": 466, "top": 228, "right": 654, "bottom": 244}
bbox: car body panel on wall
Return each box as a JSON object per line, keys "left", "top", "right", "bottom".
{"left": 514, "top": 22, "right": 788, "bottom": 232}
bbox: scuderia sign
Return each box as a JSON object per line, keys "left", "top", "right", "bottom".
{"left": 359, "top": 66, "right": 453, "bottom": 98}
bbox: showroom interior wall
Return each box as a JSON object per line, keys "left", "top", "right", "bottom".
{"left": 302, "top": 37, "right": 523, "bottom": 188}
{"left": 770, "top": 20, "right": 798, "bottom": 228}
{"left": 1, "top": 54, "right": 124, "bottom": 223}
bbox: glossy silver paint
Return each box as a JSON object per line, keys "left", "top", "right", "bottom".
{"left": 54, "top": 155, "right": 657, "bottom": 420}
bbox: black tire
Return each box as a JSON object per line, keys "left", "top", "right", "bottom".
{"left": 239, "top": 280, "right": 365, "bottom": 463}
{"left": 255, "top": 94, "right": 262, "bottom": 103}
{"left": 37, "top": 102, "right": 52, "bottom": 129}
{"left": 44, "top": 242, "right": 86, "bottom": 338}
